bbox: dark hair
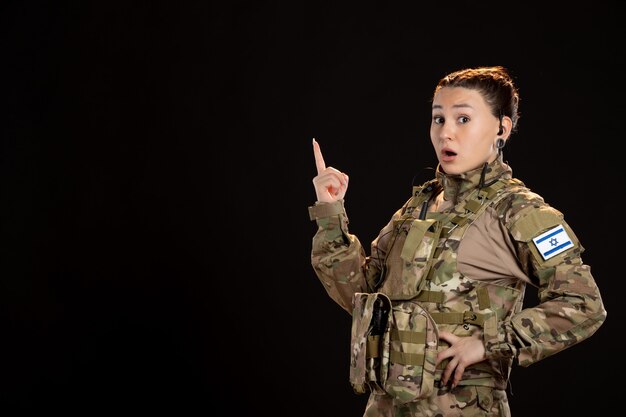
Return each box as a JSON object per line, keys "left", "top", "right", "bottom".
{"left": 433, "top": 66, "right": 520, "bottom": 132}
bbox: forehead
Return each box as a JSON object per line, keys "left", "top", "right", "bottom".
{"left": 432, "top": 87, "right": 488, "bottom": 111}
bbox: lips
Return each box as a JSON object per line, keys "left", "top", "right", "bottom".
{"left": 441, "top": 147, "right": 457, "bottom": 162}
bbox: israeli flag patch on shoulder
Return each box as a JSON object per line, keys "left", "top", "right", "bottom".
{"left": 532, "top": 224, "right": 574, "bottom": 260}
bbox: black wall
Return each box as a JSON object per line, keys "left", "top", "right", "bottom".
{"left": 2, "top": 1, "right": 623, "bottom": 415}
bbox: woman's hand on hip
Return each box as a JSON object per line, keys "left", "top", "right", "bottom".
{"left": 436, "top": 330, "right": 487, "bottom": 389}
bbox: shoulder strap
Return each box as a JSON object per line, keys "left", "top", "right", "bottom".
{"left": 401, "top": 179, "right": 440, "bottom": 216}
{"left": 438, "top": 178, "right": 523, "bottom": 235}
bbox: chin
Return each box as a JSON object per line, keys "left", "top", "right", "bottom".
{"left": 440, "top": 163, "right": 463, "bottom": 175}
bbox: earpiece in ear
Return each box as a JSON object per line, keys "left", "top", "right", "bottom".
{"left": 496, "top": 112, "right": 505, "bottom": 154}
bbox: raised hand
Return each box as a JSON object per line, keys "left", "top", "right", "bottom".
{"left": 312, "top": 138, "right": 349, "bottom": 203}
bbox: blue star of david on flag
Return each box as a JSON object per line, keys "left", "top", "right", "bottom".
{"left": 532, "top": 224, "right": 573, "bottom": 260}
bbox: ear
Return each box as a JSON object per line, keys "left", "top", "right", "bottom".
{"left": 498, "top": 116, "right": 513, "bottom": 140}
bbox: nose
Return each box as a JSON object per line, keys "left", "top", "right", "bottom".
{"left": 437, "top": 122, "right": 454, "bottom": 142}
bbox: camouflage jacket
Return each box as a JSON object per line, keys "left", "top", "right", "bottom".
{"left": 309, "top": 158, "right": 606, "bottom": 386}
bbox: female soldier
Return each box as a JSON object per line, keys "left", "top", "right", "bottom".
{"left": 308, "top": 66, "right": 606, "bottom": 416}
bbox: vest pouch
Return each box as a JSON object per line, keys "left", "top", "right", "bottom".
{"left": 349, "top": 292, "right": 392, "bottom": 395}
{"left": 379, "top": 218, "right": 442, "bottom": 300}
{"left": 380, "top": 300, "right": 439, "bottom": 404}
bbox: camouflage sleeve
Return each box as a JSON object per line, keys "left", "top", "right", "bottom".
{"left": 309, "top": 200, "right": 375, "bottom": 313}
{"left": 490, "top": 201, "right": 607, "bottom": 367}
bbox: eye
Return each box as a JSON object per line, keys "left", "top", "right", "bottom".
{"left": 433, "top": 115, "right": 444, "bottom": 124}
{"left": 458, "top": 116, "right": 470, "bottom": 124}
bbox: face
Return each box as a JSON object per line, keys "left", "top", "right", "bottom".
{"left": 430, "top": 87, "right": 502, "bottom": 175}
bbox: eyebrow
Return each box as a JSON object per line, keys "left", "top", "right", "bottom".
{"left": 432, "top": 103, "right": 474, "bottom": 110}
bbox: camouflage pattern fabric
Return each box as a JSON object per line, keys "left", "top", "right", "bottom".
{"left": 309, "top": 158, "right": 606, "bottom": 415}
{"left": 363, "top": 385, "right": 510, "bottom": 417}
{"left": 351, "top": 293, "right": 386, "bottom": 394}
{"left": 381, "top": 300, "right": 439, "bottom": 403}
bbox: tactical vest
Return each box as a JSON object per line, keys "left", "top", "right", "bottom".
{"left": 350, "top": 177, "right": 527, "bottom": 402}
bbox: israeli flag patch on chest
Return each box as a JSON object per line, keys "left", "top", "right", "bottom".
{"left": 532, "top": 224, "right": 574, "bottom": 260}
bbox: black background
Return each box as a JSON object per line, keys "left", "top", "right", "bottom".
{"left": 2, "top": 1, "right": 623, "bottom": 415}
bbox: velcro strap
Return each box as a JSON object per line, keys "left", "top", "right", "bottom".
{"left": 366, "top": 335, "right": 380, "bottom": 358}
{"left": 390, "top": 350, "right": 425, "bottom": 366}
{"left": 431, "top": 311, "right": 486, "bottom": 326}
{"left": 448, "top": 214, "right": 465, "bottom": 225}
{"left": 445, "top": 215, "right": 469, "bottom": 234}
{"left": 477, "top": 287, "right": 491, "bottom": 310}
{"left": 414, "top": 290, "right": 445, "bottom": 303}
{"left": 464, "top": 198, "right": 483, "bottom": 213}
{"left": 431, "top": 246, "right": 444, "bottom": 259}
{"left": 479, "top": 181, "right": 506, "bottom": 201}
{"left": 401, "top": 219, "right": 437, "bottom": 261}
{"left": 391, "top": 329, "right": 426, "bottom": 344}
{"left": 488, "top": 179, "right": 507, "bottom": 192}
{"left": 308, "top": 200, "right": 345, "bottom": 220}
{"left": 464, "top": 180, "right": 507, "bottom": 213}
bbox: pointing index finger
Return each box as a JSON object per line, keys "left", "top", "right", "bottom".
{"left": 312, "top": 138, "right": 326, "bottom": 175}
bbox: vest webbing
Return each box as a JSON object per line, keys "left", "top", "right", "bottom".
{"left": 411, "top": 178, "right": 522, "bottom": 307}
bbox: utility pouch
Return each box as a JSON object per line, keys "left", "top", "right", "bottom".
{"left": 350, "top": 294, "right": 439, "bottom": 403}
{"left": 378, "top": 218, "right": 442, "bottom": 300}
{"left": 349, "top": 292, "right": 391, "bottom": 395}
{"left": 381, "top": 300, "right": 439, "bottom": 403}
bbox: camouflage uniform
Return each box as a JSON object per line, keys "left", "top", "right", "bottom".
{"left": 309, "top": 158, "right": 607, "bottom": 417}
